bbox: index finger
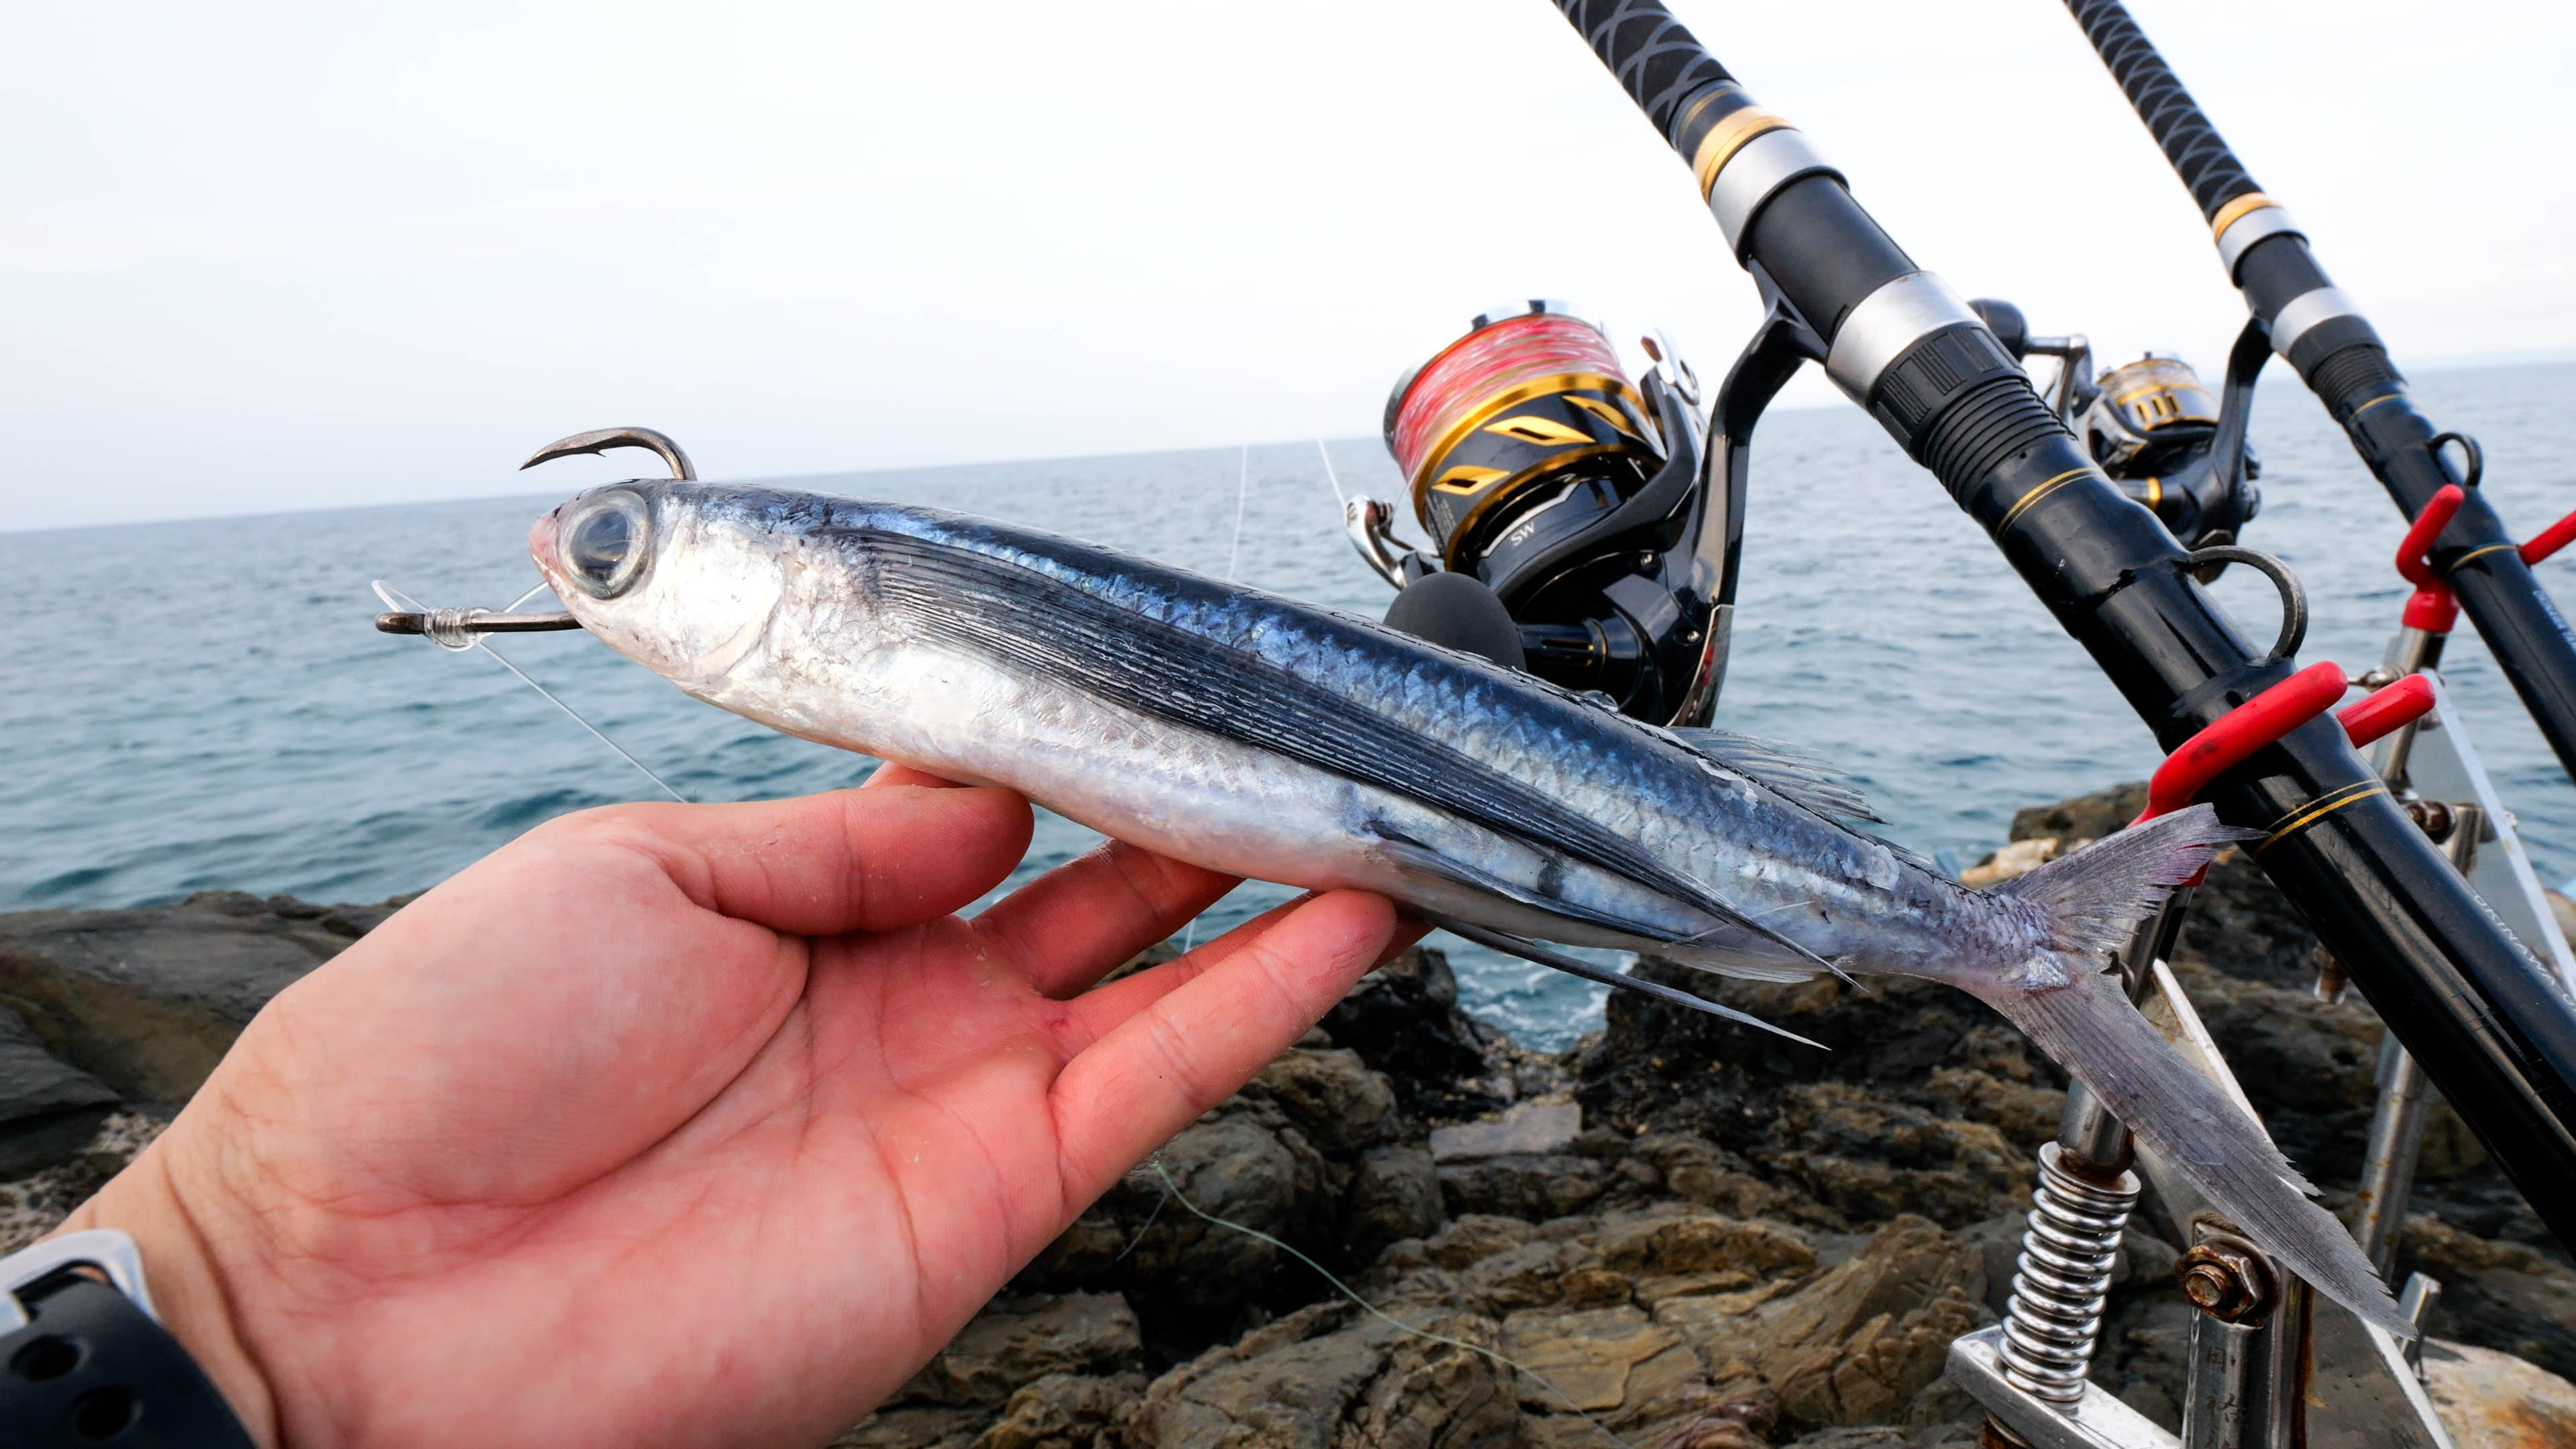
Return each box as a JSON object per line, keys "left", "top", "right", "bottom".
{"left": 546, "top": 786, "right": 1034, "bottom": 936}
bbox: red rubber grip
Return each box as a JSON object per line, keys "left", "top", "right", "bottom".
{"left": 2398, "top": 485, "right": 2466, "bottom": 587}
{"left": 2337, "top": 672, "right": 2435, "bottom": 749}
{"left": 2139, "top": 660, "right": 2349, "bottom": 822}
{"left": 2523, "top": 507, "right": 2576, "bottom": 567}
{"left": 2403, "top": 586, "right": 2461, "bottom": 633}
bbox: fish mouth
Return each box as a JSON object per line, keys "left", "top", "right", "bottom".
{"left": 527, "top": 509, "right": 567, "bottom": 594}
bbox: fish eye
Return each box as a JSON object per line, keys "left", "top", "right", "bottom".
{"left": 559, "top": 489, "right": 652, "bottom": 599}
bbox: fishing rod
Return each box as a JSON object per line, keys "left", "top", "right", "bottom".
{"left": 1539, "top": 0, "right": 2576, "bottom": 1269}
{"left": 2056, "top": 0, "right": 2576, "bottom": 786}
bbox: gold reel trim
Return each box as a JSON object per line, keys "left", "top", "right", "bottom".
{"left": 1434, "top": 445, "right": 1631, "bottom": 572}
{"left": 1406, "top": 372, "right": 1648, "bottom": 529}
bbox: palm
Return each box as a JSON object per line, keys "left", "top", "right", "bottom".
{"left": 79, "top": 771, "right": 1396, "bottom": 1448}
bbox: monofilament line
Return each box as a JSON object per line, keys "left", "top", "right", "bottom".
{"left": 1225, "top": 443, "right": 1250, "bottom": 581}
{"left": 372, "top": 580, "right": 688, "bottom": 804}
{"left": 1314, "top": 437, "right": 1349, "bottom": 512}
{"left": 1145, "top": 1159, "right": 1631, "bottom": 1449}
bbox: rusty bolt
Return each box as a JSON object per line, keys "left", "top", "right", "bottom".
{"left": 2177, "top": 1238, "right": 2276, "bottom": 1323}
{"left": 2404, "top": 797, "right": 2456, "bottom": 842}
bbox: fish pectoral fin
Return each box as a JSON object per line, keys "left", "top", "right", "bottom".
{"left": 1424, "top": 914, "right": 1824, "bottom": 1051}
{"left": 1366, "top": 821, "right": 1847, "bottom": 983}
{"left": 1367, "top": 824, "right": 1694, "bottom": 945}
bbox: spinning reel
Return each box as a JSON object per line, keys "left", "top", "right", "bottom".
{"left": 1969, "top": 297, "right": 2264, "bottom": 557}
{"left": 1347, "top": 301, "right": 1734, "bottom": 727}
{"left": 1346, "top": 297, "right": 2265, "bottom": 727}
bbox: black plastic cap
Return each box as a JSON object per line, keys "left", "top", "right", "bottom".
{"left": 1383, "top": 572, "right": 1528, "bottom": 671}
{"left": 1968, "top": 299, "right": 2031, "bottom": 360}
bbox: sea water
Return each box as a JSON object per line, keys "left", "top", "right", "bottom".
{"left": 8, "top": 364, "right": 2574, "bottom": 1048}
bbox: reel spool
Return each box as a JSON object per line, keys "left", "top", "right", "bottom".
{"left": 2085, "top": 354, "right": 2218, "bottom": 476}
{"left": 2081, "top": 353, "right": 2260, "bottom": 555}
{"left": 1385, "top": 301, "right": 1665, "bottom": 590}
{"left": 1366, "top": 301, "right": 1724, "bottom": 726}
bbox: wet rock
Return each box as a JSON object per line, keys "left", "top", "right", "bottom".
{"left": 2421, "top": 1338, "right": 2576, "bottom": 1449}
{"left": 1656, "top": 1216, "right": 1985, "bottom": 1433}
{"left": 1243, "top": 1049, "right": 1400, "bottom": 1159}
{"left": 1438, "top": 1153, "right": 1612, "bottom": 1222}
{"left": 1322, "top": 947, "right": 1506, "bottom": 1122}
{"left": 1760, "top": 1085, "right": 2025, "bottom": 1230}
{"left": 1576, "top": 969, "right": 2055, "bottom": 1234}
{"left": 1958, "top": 838, "right": 2055, "bottom": 888}
{"left": 2169, "top": 843, "right": 2323, "bottom": 991}
{"left": 837, "top": 1407, "right": 993, "bottom": 1449}
{"left": 1341, "top": 1144, "right": 1444, "bottom": 1265}
{"left": 0, "top": 1006, "right": 119, "bottom": 1176}
{"left": 0, "top": 1111, "right": 165, "bottom": 1254}
{"left": 2398, "top": 1216, "right": 2576, "bottom": 1383}
{"left": 1432, "top": 1102, "right": 1582, "bottom": 1163}
{"left": 2006, "top": 784, "right": 2145, "bottom": 853}
{"left": 978, "top": 1372, "right": 1148, "bottom": 1449}
{"left": 1122, "top": 1300, "right": 1519, "bottom": 1449}
{"left": 896, "top": 1292, "right": 1142, "bottom": 1408}
{"left": 2087, "top": 1293, "right": 2196, "bottom": 1430}
{"left": 1028, "top": 1102, "right": 1334, "bottom": 1320}
{"left": 0, "top": 891, "right": 401, "bottom": 1101}
{"left": 1501, "top": 1302, "right": 1704, "bottom": 1425}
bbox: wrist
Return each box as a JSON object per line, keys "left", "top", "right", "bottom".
{"left": 52, "top": 1152, "right": 280, "bottom": 1449}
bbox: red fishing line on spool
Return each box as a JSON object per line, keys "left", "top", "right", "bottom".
{"left": 1383, "top": 307, "right": 1656, "bottom": 568}
{"left": 1389, "top": 313, "right": 1630, "bottom": 486}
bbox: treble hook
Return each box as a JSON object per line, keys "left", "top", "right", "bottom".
{"left": 520, "top": 425, "right": 697, "bottom": 481}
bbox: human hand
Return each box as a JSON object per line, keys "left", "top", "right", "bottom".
{"left": 56, "top": 771, "right": 1402, "bottom": 1447}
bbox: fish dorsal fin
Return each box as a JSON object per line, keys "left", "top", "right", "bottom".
{"left": 1664, "top": 728, "right": 1884, "bottom": 824}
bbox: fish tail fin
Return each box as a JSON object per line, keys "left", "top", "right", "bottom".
{"left": 1990, "top": 803, "right": 2248, "bottom": 958}
{"left": 1975, "top": 806, "right": 2407, "bottom": 1337}
{"left": 1987, "top": 970, "right": 2406, "bottom": 1337}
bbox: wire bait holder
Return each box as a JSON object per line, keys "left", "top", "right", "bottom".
{"left": 1988, "top": 661, "right": 2431, "bottom": 1424}
{"left": 375, "top": 604, "right": 582, "bottom": 647}
{"left": 364, "top": 429, "right": 700, "bottom": 803}
{"left": 374, "top": 426, "right": 696, "bottom": 642}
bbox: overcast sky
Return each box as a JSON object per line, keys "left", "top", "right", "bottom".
{"left": 7, "top": 0, "right": 2571, "bottom": 531}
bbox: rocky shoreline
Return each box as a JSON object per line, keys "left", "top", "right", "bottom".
{"left": 6, "top": 786, "right": 2575, "bottom": 1446}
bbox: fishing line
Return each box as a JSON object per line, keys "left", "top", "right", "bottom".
{"left": 1314, "top": 437, "right": 1349, "bottom": 512}
{"left": 1224, "top": 444, "right": 1251, "bottom": 582}
{"left": 372, "top": 580, "right": 690, "bottom": 804}
{"left": 1143, "top": 1159, "right": 1631, "bottom": 1449}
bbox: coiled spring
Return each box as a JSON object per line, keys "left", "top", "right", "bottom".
{"left": 1998, "top": 1142, "right": 2140, "bottom": 1403}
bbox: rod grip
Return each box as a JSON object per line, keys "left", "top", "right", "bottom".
{"left": 2060, "top": 0, "right": 2260, "bottom": 221}
{"left": 1553, "top": 0, "right": 1735, "bottom": 142}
